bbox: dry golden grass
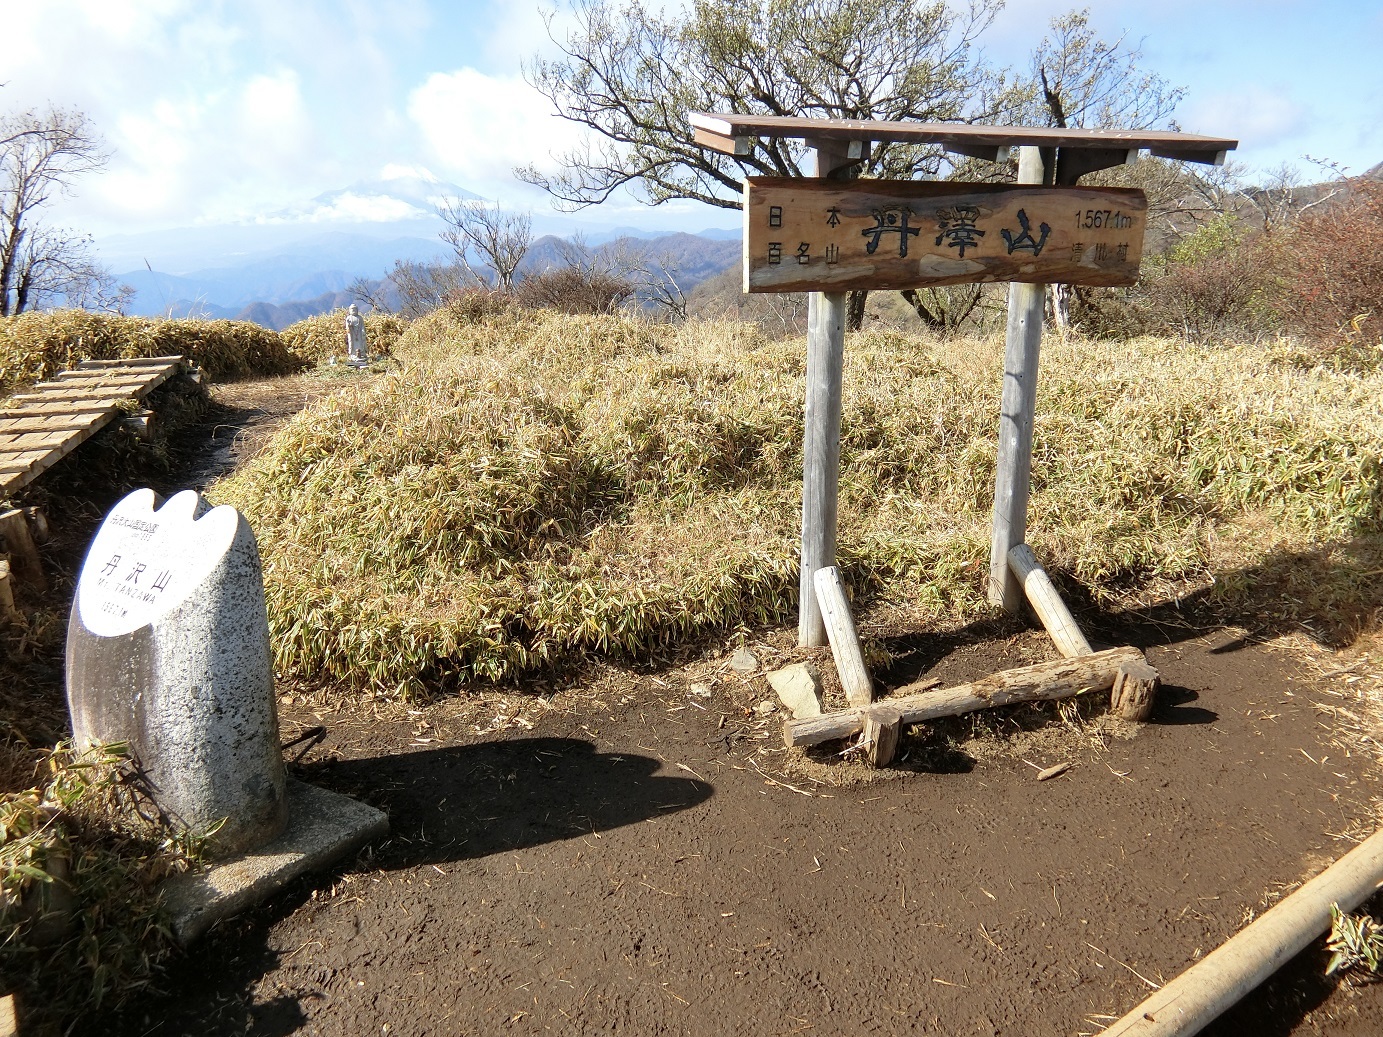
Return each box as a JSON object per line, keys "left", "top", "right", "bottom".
{"left": 0, "top": 311, "right": 305, "bottom": 396}
{"left": 212, "top": 308, "right": 1383, "bottom": 697}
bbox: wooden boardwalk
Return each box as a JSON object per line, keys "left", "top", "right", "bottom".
{"left": 0, "top": 355, "right": 186, "bottom": 497}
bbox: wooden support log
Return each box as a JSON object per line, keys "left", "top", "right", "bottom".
{"left": 784, "top": 645, "right": 1145, "bottom": 747}
{"left": 813, "top": 566, "right": 872, "bottom": 706}
{"left": 1007, "top": 543, "right": 1093, "bottom": 658}
{"left": 0, "top": 992, "right": 17, "bottom": 1037}
{"left": 1100, "top": 825, "right": 1383, "bottom": 1037}
{"left": 988, "top": 145, "right": 1047, "bottom": 614}
{"left": 1111, "top": 659, "right": 1160, "bottom": 721}
{"left": 0, "top": 509, "right": 45, "bottom": 593}
{"left": 0, "top": 560, "right": 21, "bottom": 625}
{"left": 21, "top": 508, "right": 48, "bottom": 542}
{"left": 121, "top": 410, "right": 157, "bottom": 440}
{"left": 862, "top": 706, "right": 902, "bottom": 767}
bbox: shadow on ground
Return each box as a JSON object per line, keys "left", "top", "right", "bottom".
{"left": 91, "top": 739, "right": 711, "bottom": 1037}
{"left": 296, "top": 737, "right": 713, "bottom": 868}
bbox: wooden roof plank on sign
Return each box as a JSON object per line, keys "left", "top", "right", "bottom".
{"left": 688, "top": 112, "right": 1237, "bottom": 165}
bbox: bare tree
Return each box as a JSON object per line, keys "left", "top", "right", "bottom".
{"left": 522, "top": 0, "right": 1021, "bottom": 330}
{"left": 631, "top": 252, "right": 689, "bottom": 322}
{"left": 349, "top": 259, "right": 469, "bottom": 319}
{"left": 437, "top": 198, "right": 532, "bottom": 292}
{"left": 1, "top": 106, "right": 116, "bottom": 315}
{"left": 1027, "top": 10, "right": 1184, "bottom": 133}
{"left": 1021, "top": 9, "right": 1190, "bottom": 328}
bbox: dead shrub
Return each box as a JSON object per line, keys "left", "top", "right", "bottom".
{"left": 444, "top": 286, "right": 519, "bottom": 322}
{"left": 516, "top": 266, "right": 634, "bottom": 314}
{"left": 1272, "top": 178, "right": 1383, "bottom": 361}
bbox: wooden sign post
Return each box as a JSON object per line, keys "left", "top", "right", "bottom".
{"left": 689, "top": 112, "right": 1235, "bottom": 648}
{"left": 744, "top": 174, "right": 1147, "bottom": 293}
{"left": 990, "top": 145, "right": 1048, "bottom": 613}
{"left": 797, "top": 140, "right": 855, "bottom": 648}
{"left": 747, "top": 152, "right": 1149, "bottom": 637}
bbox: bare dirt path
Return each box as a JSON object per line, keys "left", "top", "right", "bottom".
{"left": 99, "top": 374, "right": 1383, "bottom": 1037}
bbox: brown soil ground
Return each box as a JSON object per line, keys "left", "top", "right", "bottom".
{"left": 75, "top": 377, "right": 1383, "bottom": 1035}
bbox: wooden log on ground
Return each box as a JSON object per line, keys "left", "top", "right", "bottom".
{"left": 988, "top": 145, "right": 1047, "bottom": 614}
{"left": 1008, "top": 543, "right": 1093, "bottom": 658}
{"left": 784, "top": 645, "right": 1145, "bottom": 747}
{"left": 0, "top": 509, "right": 45, "bottom": 593}
{"left": 1100, "top": 825, "right": 1383, "bottom": 1037}
{"left": 1, "top": 992, "right": 17, "bottom": 1037}
{"left": 862, "top": 706, "right": 902, "bottom": 767}
{"left": 813, "top": 565, "right": 871, "bottom": 706}
{"left": 1111, "top": 658, "right": 1160, "bottom": 721}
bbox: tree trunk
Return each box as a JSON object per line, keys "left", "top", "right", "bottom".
{"left": 846, "top": 290, "right": 868, "bottom": 331}
{"left": 898, "top": 289, "right": 945, "bottom": 332}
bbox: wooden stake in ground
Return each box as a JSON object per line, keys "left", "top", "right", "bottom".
{"left": 861, "top": 706, "right": 902, "bottom": 767}
{"left": 1099, "top": 826, "right": 1383, "bottom": 1037}
{"left": 1007, "top": 543, "right": 1093, "bottom": 658}
{"left": 813, "top": 565, "right": 871, "bottom": 705}
{"left": 1111, "top": 659, "right": 1160, "bottom": 721}
{"left": 784, "top": 645, "right": 1145, "bottom": 747}
{"left": 988, "top": 145, "right": 1047, "bottom": 614}
{"left": 0, "top": 508, "right": 45, "bottom": 593}
{"left": 0, "top": 560, "right": 19, "bottom": 625}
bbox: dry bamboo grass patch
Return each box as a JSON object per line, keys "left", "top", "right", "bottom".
{"left": 279, "top": 311, "right": 411, "bottom": 364}
{"left": 0, "top": 310, "right": 305, "bottom": 397}
{"left": 212, "top": 309, "right": 1383, "bottom": 697}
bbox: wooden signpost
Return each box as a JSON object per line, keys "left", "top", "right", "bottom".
{"left": 691, "top": 111, "right": 1233, "bottom": 735}
{"left": 744, "top": 178, "right": 1148, "bottom": 293}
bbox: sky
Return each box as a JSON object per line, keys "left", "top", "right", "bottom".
{"left": 2, "top": 0, "right": 1381, "bottom": 243}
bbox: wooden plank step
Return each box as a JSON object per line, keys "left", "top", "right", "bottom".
{"left": 0, "top": 450, "right": 50, "bottom": 474}
{"left": 74, "top": 355, "right": 183, "bottom": 368}
{"left": 0, "top": 418, "right": 113, "bottom": 494}
{"left": 52, "top": 373, "right": 168, "bottom": 387}
{"left": 56, "top": 363, "right": 177, "bottom": 378}
{"left": 15, "top": 387, "right": 139, "bottom": 401}
{"left": 0, "top": 402, "right": 119, "bottom": 418}
{"left": 0, "top": 431, "right": 74, "bottom": 451}
{"left": 0, "top": 414, "right": 108, "bottom": 435}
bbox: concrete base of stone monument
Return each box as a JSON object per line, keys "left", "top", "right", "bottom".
{"left": 162, "top": 780, "right": 388, "bottom": 944}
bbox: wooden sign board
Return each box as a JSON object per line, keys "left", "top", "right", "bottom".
{"left": 744, "top": 178, "right": 1148, "bottom": 293}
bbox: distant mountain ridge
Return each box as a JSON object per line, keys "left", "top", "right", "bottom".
{"left": 136, "top": 229, "right": 743, "bottom": 329}
{"left": 102, "top": 170, "right": 741, "bottom": 327}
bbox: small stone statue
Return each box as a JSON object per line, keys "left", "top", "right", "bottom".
{"left": 345, "top": 303, "right": 368, "bottom": 365}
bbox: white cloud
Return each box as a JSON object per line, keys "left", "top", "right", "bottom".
{"left": 260, "top": 192, "right": 429, "bottom": 224}
{"left": 407, "top": 68, "right": 586, "bottom": 198}
{"left": 1182, "top": 86, "right": 1308, "bottom": 148}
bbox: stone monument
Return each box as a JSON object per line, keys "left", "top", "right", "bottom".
{"left": 67, "top": 488, "right": 285, "bottom": 855}
{"left": 67, "top": 488, "right": 387, "bottom": 941}
{"left": 345, "top": 303, "right": 368, "bottom": 366}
